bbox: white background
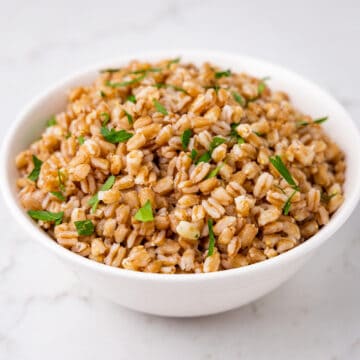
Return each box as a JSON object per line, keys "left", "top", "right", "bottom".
{"left": 0, "top": 0, "right": 359, "bottom": 359}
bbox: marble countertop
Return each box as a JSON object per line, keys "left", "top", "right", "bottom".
{"left": 1, "top": 0, "right": 359, "bottom": 359}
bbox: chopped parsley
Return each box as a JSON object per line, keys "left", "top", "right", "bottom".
{"left": 28, "top": 210, "right": 64, "bottom": 225}
{"left": 215, "top": 69, "right": 231, "bottom": 79}
{"left": 88, "top": 175, "right": 116, "bottom": 213}
{"left": 181, "top": 129, "right": 192, "bottom": 150}
{"left": 269, "top": 155, "right": 299, "bottom": 191}
{"left": 195, "top": 137, "right": 226, "bottom": 164}
{"left": 127, "top": 94, "right": 136, "bottom": 103}
{"left": 189, "top": 149, "right": 198, "bottom": 161}
{"left": 50, "top": 191, "right": 66, "bottom": 201}
{"left": 105, "top": 74, "right": 146, "bottom": 88}
{"left": 167, "top": 57, "right": 181, "bottom": 68}
{"left": 207, "top": 219, "right": 215, "bottom": 256}
{"left": 153, "top": 99, "right": 168, "bottom": 115}
{"left": 65, "top": 132, "right": 72, "bottom": 139}
{"left": 134, "top": 200, "right": 154, "bottom": 222}
{"left": 74, "top": 220, "right": 95, "bottom": 236}
{"left": 28, "top": 155, "right": 43, "bottom": 181}
{"left": 195, "top": 152, "right": 212, "bottom": 164}
{"left": 230, "top": 123, "right": 245, "bottom": 144}
{"left": 154, "top": 83, "right": 188, "bottom": 94}
{"left": 258, "top": 76, "right": 270, "bottom": 95}
{"left": 124, "top": 110, "right": 133, "bottom": 125}
{"left": 100, "top": 112, "right": 110, "bottom": 126}
{"left": 78, "top": 136, "right": 85, "bottom": 145}
{"left": 297, "top": 116, "right": 328, "bottom": 127}
{"left": 58, "top": 169, "right": 66, "bottom": 192}
{"left": 206, "top": 163, "right": 224, "bottom": 179}
{"left": 46, "top": 115, "right": 57, "bottom": 127}
{"left": 321, "top": 192, "right": 337, "bottom": 202}
{"left": 283, "top": 190, "right": 297, "bottom": 215}
{"left": 130, "top": 68, "right": 162, "bottom": 74}
{"left": 100, "top": 90, "right": 106, "bottom": 98}
{"left": 232, "top": 91, "right": 246, "bottom": 107}
{"left": 100, "top": 127, "right": 133, "bottom": 144}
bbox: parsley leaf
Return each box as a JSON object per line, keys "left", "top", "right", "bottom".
{"left": 134, "top": 200, "right": 154, "bottom": 222}
{"left": 65, "top": 132, "right": 72, "bottom": 139}
{"left": 195, "top": 152, "right": 212, "bottom": 164}
{"left": 28, "top": 155, "right": 43, "bottom": 182}
{"left": 209, "top": 137, "right": 226, "bottom": 153}
{"left": 230, "top": 123, "right": 245, "bottom": 144}
{"left": 100, "top": 90, "right": 106, "bottom": 98}
{"left": 127, "top": 95, "right": 136, "bottom": 103}
{"left": 181, "top": 129, "right": 192, "bottom": 150}
{"left": 100, "top": 112, "right": 110, "bottom": 126}
{"left": 167, "top": 57, "right": 181, "bottom": 68}
{"left": 131, "top": 68, "right": 162, "bottom": 74}
{"left": 269, "top": 155, "right": 299, "bottom": 191}
{"left": 321, "top": 192, "right": 337, "bottom": 202}
{"left": 154, "top": 83, "right": 188, "bottom": 94}
{"left": 232, "top": 91, "right": 246, "bottom": 107}
{"left": 105, "top": 74, "right": 146, "bottom": 88}
{"left": 189, "top": 149, "right": 198, "bottom": 161}
{"left": 314, "top": 116, "right": 328, "bottom": 124}
{"left": 78, "top": 136, "right": 85, "bottom": 145}
{"left": 124, "top": 110, "right": 133, "bottom": 125}
{"left": 46, "top": 115, "right": 57, "bottom": 127}
{"left": 58, "top": 169, "right": 65, "bottom": 192}
{"left": 258, "top": 76, "right": 270, "bottom": 95}
{"left": 153, "top": 99, "right": 168, "bottom": 115}
{"left": 88, "top": 175, "right": 116, "bottom": 213}
{"left": 215, "top": 69, "right": 231, "bottom": 79}
{"left": 75, "top": 220, "right": 94, "bottom": 236}
{"left": 50, "top": 191, "right": 66, "bottom": 201}
{"left": 100, "top": 127, "right": 133, "bottom": 144}
{"left": 28, "top": 210, "right": 64, "bottom": 225}
{"left": 283, "top": 190, "right": 297, "bottom": 215}
{"left": 207, "top": 219, "right": 216, "bottom": 256}
{"left": 207, "top": 163, "right": 224, "bottom": 179}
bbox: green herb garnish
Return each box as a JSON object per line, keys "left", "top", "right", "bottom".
{"left": 74, "top": 220, "right": 94, "bottom": 236}
{"left": 58, "top": 169, "right": 65, "bottom": 192}
{"left": 88, "top": 175, "right": 116, "bottom": 213}
{"left": 283, "top": 190, "right": 297, "bottom": 215}
{"left": 105, "top": 74, "right": 146, "bottom": 88}
{"left": 153, "top": 99, "right": 168, "bottom": 115}
{"left": 65, "top": 132, "right": 72, "bottom": 139}
{"left": 181, "top": 129, "right": 192, "bottom": 150}
{"left": 232, "top": 91, "right": 246, "bottom": 107}
{"left": 46, "top": 115, "right": 57, "bottom": 127}
{"left": 124, "top": 110, "right": 133, "bottom": 125}
{"left": 167, "top": 57, "right": 181, "bottom": 68}
{"left": 127, "top": 95, "right": 136, "bottom": 103}
{"left": 209, "top": 137, "right": 226, "bottom": 153}
{"left": 269, "top": 155, "right": 299, "bottom": 191}
{"left": 78, "top": 136, "right": 85, "bottom": 145}
{"left": 195, "top": 152, "right": 212, "bottom": 164}
{"left": 321, "top": 192, "right": 337, "bottom": 202}
{"left": 134, "top": 200, "right": 154, "bottom": 222}
{"left": 50, "top": 191, "right": 66, "bottom": 201}
{"left": 189, "top": 149, "right": 198, "bottom": 161}
{"left": 207, "top": 219, "right": 215, "bottom": 256}
{"left": 100, "top": 112, "right": 110, "bottom": 126}
{"left": 100, "top": 90, "right": 106, "bottom": 98}
{"left": 230, "top": 123, "right": 245, "bottom": 144}
{"left": 28, "top": 210, "right": 64, "bottom": 225}
{"left": 297, "top": 116, "right": 328, "bottom": 127}
{"left": 215, "top": 69, "right": 231, "bottom": 79}
{"left": 100, "top": 127, "right": 133, "bottom": 144}
{"left": 130, "top": 67, "right": 162, "bottom": 74}
{"left": 258, "top": 76, "right": 270, "bottom": 95}
{"left": 28, "top": 155, "right": 43, "bottom": 181}
{"left": 207, "top": 163, "right": 224, "bottom": 179}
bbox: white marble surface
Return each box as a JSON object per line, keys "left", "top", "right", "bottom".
{"left": 1, "top": 0, "right": 360, "bottom": 359}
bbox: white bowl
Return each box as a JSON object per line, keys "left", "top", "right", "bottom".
{"left": 2, "top": 50, "right": 360, "bottom": 317}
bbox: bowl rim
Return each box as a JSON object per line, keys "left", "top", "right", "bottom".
{"left": 1, "top": 49, "right": 360, "bottom": 282}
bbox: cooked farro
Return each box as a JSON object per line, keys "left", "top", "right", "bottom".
{"left": 16, "top": 58, "right": 345, "bottom": 273}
